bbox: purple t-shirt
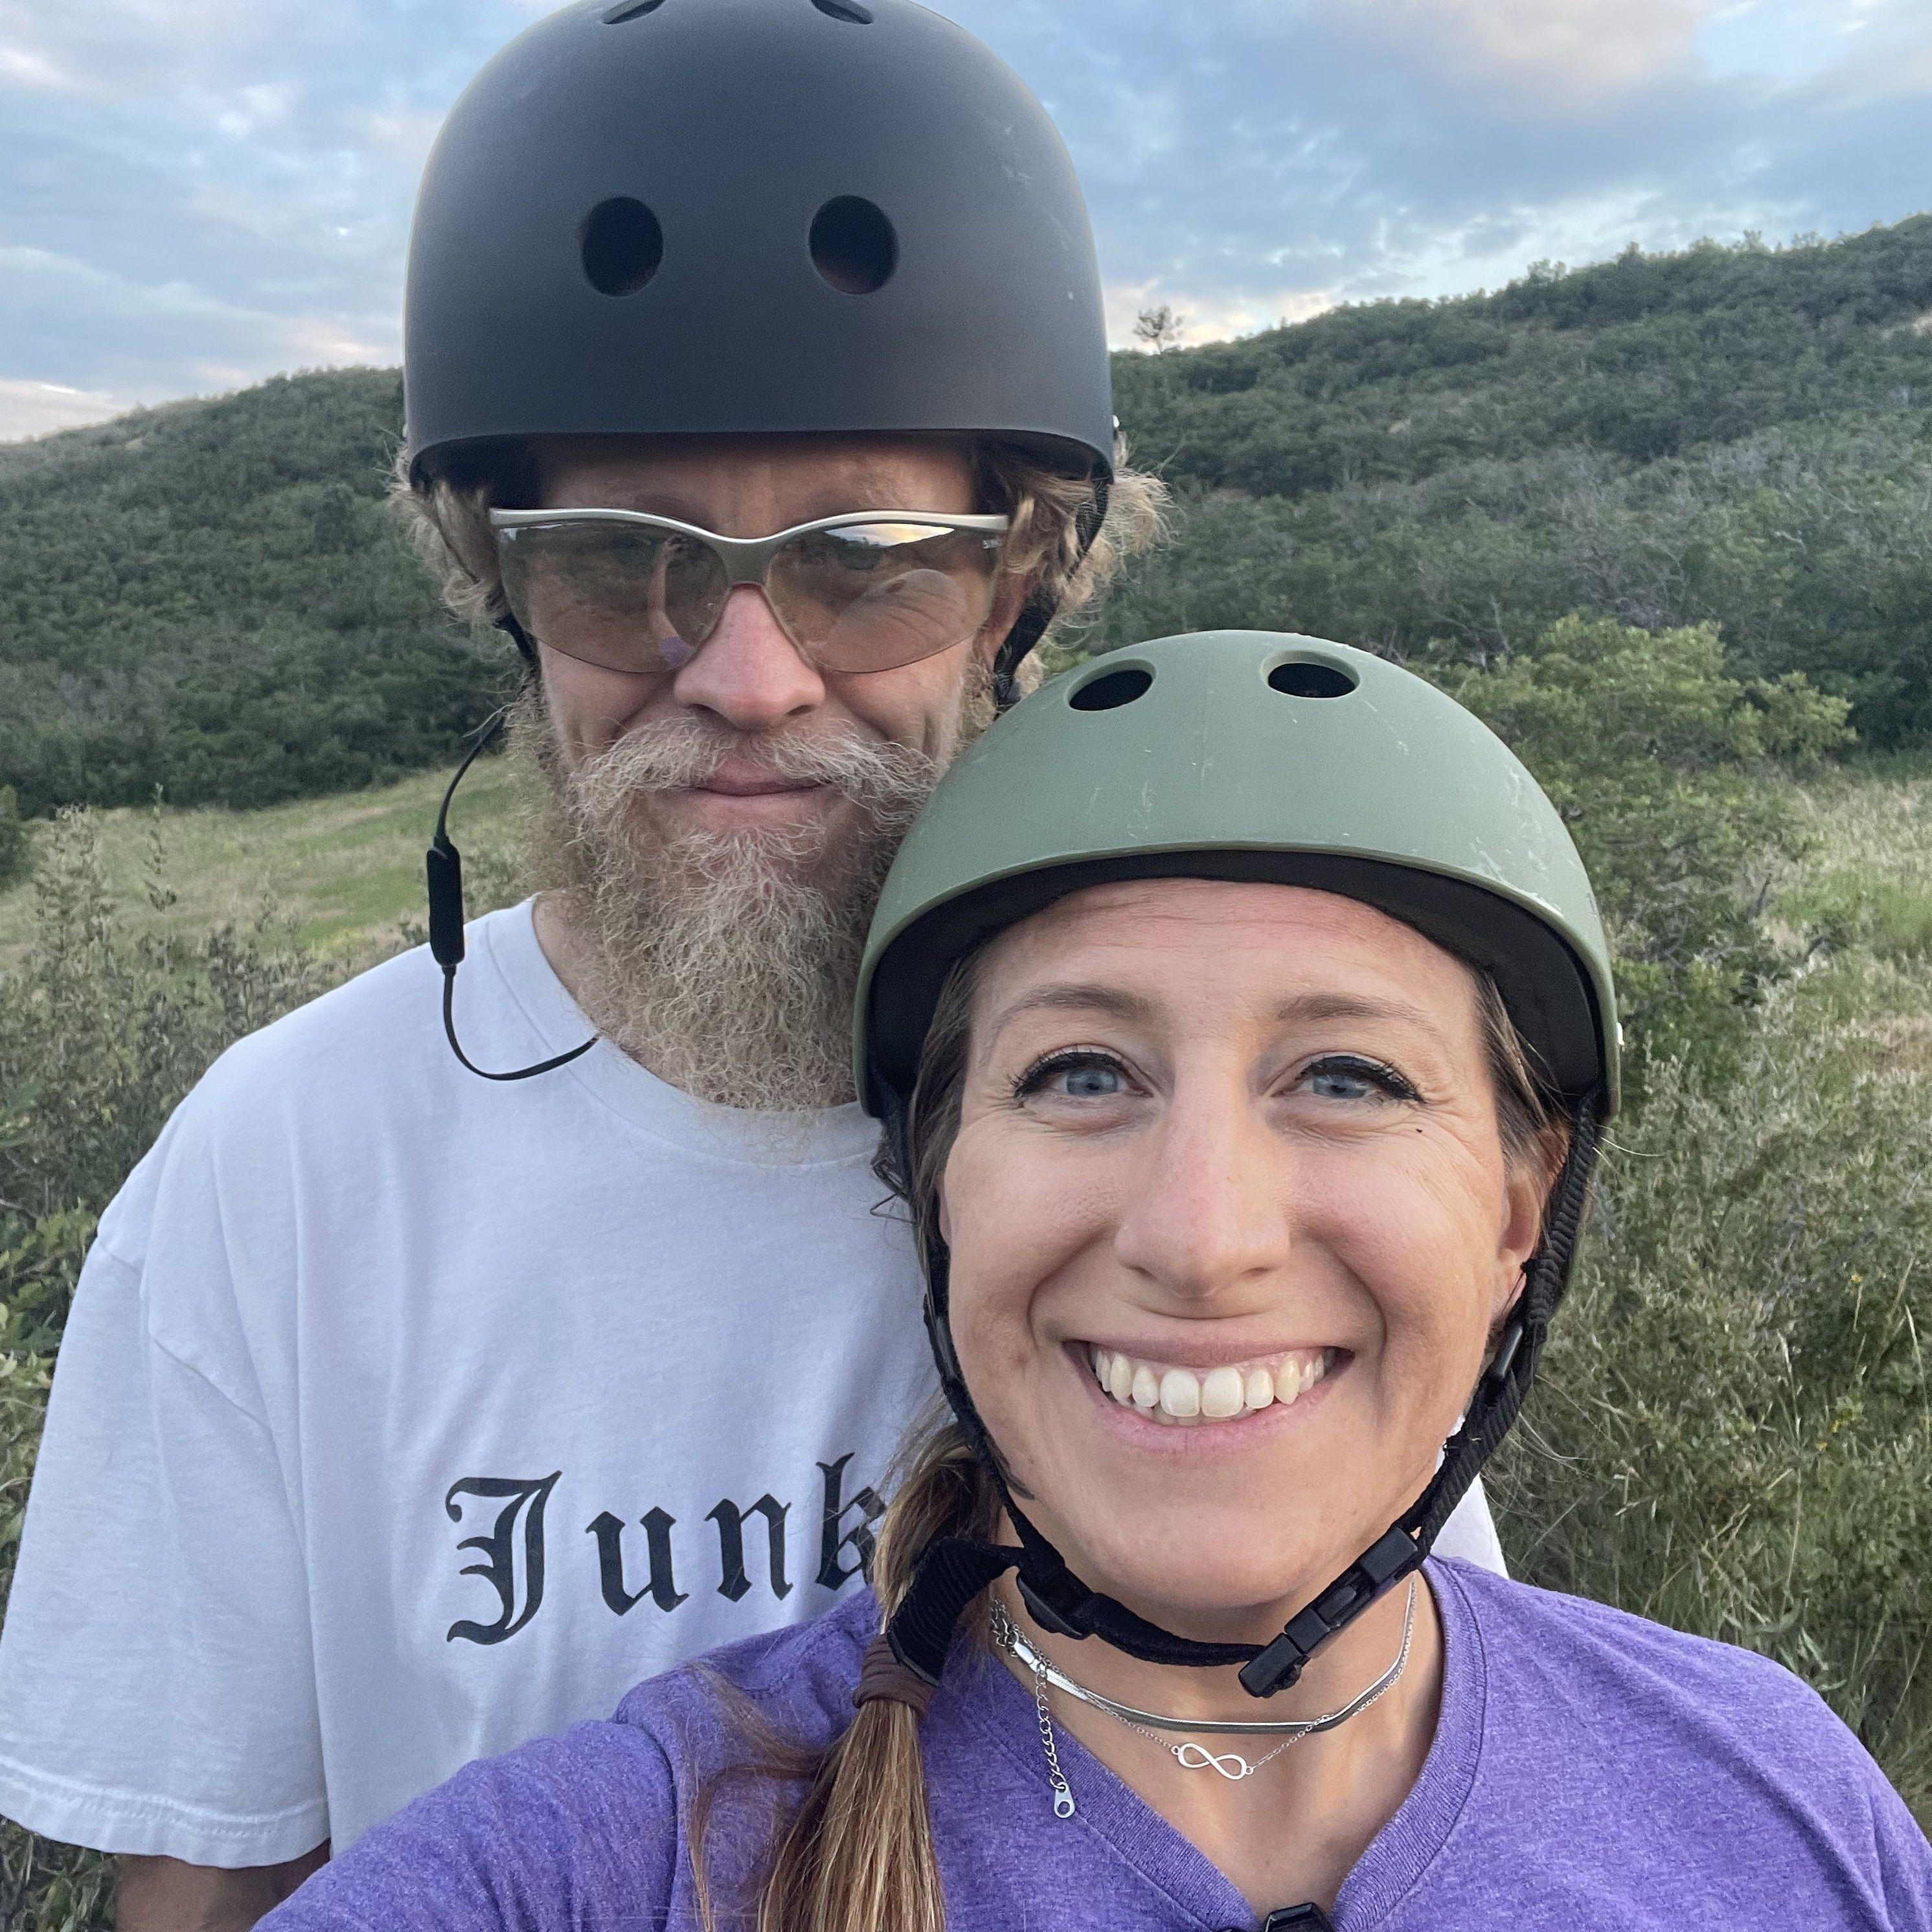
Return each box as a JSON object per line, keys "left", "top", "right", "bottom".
{"left": 263, "top": 1560, "right": 1931, "bottom": 1930}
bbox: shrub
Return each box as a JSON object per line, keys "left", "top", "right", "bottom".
{"left": 0, "top": 788, "right": 29, "bottom": 892}
{"left": 0, "top": 813, "right": 351, "bottom": 1931}
{"left": 1423, "top": 615, "right": 1852, "bottom": 1089}
{"left": 1494, "top": 979, "right": 1932, "bottom": 1820}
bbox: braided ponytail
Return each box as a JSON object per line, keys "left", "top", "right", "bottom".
{"left": 688, "top": 1418, "right": 996, "bottom": 1932}
{"left": 693, "top": 957, "right": 995, "bottom": 1932}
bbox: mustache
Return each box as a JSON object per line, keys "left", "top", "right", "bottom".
{"left": 567, "top": 714, "right": 942, "bottom": 825}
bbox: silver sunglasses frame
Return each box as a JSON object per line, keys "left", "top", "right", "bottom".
{"left": 488, "top": 506, "right": 1012, "bottom": 584}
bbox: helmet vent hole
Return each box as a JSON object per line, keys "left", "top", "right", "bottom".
{"left": 810, "top": 196, "right": 897, "bottom": 294}
{"left": 581, "top": 197, "right": 664, "bottom": 297}
{"left": 1267, "top": 660, "right": 1357, "bottom": 699}
{"left": 1069, "top": 665, "right": 1154, "bottom": 712}
{"left": 602, "top": 0, "right": 666, "bottom": 19}
{"left": 811, "top": 0, "right": 874, "bottom": 17}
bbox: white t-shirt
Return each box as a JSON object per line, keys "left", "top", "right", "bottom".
{"left": 0, "top": 901, "right": 1505, "bottom": 1866}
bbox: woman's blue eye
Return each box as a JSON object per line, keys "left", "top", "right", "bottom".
{"left": 1060, "top": 1064, "right": 1123, "bottom": 1098}
{"left": 1014, "top": 1052, "right": 1129, "bottom": 1102}
{"left": 1302, "top": 1057, "right": 1415, "bottom": 1103}
{"left": 1310, "top": 1069, "right": 1370, "bottom": 1100}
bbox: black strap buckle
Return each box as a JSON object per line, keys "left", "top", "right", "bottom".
{"left": 1016, "top": 1560, "right": 1098, "bottom": 1641}
{"left": 1238, "top": 1526, "right": 1420, "bottom": 1698}
{"left": 1483, "top": 1313, "right": 1527, "bottom": 1392}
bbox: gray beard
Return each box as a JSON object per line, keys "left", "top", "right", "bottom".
{"left": 510, "top": 693, "right": 946, "bottom": 1111}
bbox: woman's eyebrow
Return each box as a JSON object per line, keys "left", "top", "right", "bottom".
{"left": 987, "top": 985, "right": 1444, "bottom": 1040}
{"left": 985, "top": 983, "right": 1156, "bottom": 1036}
{"left": 1275, "top": 991, "right": 1440, "bottom": 1034}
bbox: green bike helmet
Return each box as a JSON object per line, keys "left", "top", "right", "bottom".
{"left": 859, "top": 631, "right": 1617, "bottom": 1701}
{"left": 858, "top": 630, "right": 1617, "bottom": 1119}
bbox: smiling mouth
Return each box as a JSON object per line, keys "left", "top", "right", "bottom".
{"left": 1084, "top": 1344, "right": 1338, "bottom": 1427}
{"left": 686, "top": 771, "right": 826, "bottom": 798}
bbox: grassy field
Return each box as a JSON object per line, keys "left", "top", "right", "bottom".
{"left": 1774, "top": 753, "right": 1932, "bottom": 1085}
{"left": 0, "top": 755, "right": 520, "bottom": 965}
{"left": 8, "top": 745, "right": 1928, "bottom": 970}
{"left": 1783, "top": 755, "right": 1932, "bottom": 959}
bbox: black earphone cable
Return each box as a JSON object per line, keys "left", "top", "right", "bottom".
{"left": 427, "top": 708, "right": 598, "bottom": 1082}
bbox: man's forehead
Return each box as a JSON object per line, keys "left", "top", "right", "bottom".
{"left": 532, "top": 431, "right": 977, "bottom": 516}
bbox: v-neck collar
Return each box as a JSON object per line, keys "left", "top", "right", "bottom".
{"left": 932, "top": 1560, "right": 1488, "bottom": 1931}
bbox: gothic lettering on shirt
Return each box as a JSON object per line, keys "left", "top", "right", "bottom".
{"left": 817, "top": 1453, "right": 884, "bottom": 1589}
{"left": 707, "top": 1495, "right": 792, "bottom": 1602}
{"left": 587, "top": 1506, "right": 687, "bottom": 1615}
{"left": 446, "top": 1452, "right": 886, "bottom": 1644}
{"left": 444, "top": 1472, "right": 562, "bottom": 1646}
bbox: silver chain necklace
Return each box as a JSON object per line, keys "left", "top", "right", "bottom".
{"left": 990, "top": 1579, "right": 1418, "bottom": 1811}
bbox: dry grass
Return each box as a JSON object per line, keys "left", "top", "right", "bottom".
{"left": 0, "top": 756, "right": 519, "bottom": 968}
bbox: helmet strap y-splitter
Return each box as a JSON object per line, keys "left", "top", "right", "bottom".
{"left": 881, "top": 1092, "right": 1606, "bottom": 1698}
{"left": 990, "top": 475, "right": 1112, "bottom": 712}
{"left": 426, "top": 706, "right": 598, "bottom": 1082}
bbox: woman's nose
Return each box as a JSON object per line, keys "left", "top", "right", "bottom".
{"left": 670, "top": 584, "right": 825, "bottom": 731}
{"left": 1110, "top": 1103, "right": 1291, "bottom": 1304}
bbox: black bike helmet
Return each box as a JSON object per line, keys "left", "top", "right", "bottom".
{"left": 402, "top": 0, "right": 1114, "bottom": 490}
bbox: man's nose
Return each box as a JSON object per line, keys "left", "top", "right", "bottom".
{"left": 670, "top": 584, "right": 824, "bottom": 731}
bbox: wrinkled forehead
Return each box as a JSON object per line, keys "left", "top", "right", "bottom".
{"left": 972, "top": 877, "right": 1483, "bottom": 1038}
{"left": 529, "top": 431, "right": 981, "bottom": 522}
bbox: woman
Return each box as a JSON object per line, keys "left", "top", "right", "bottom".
{"left": 266, "top": 632, "right": 1931, "bottom": 1931}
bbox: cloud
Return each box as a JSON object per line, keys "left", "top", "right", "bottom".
{"left": 2, "top": 0, "right": 1931, "bottom": 439}
{"left": 0, "top": 43, "right": 80, "bottom": 91}
{"left": 0, "top": 378, "right": 131, "bottom": 440}
{"left": 945, "top": 0, "right": 1932, "bottom": 334}
{"left": 1378, "top": 0, "right": 1709, "bottom": 104}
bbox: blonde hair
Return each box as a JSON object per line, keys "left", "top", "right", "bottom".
{"left": 389, "top": 437, "right": 1166, "bottom": 674}
{"left": 691, "top": 1415, "right": 995, "bottom": 1932}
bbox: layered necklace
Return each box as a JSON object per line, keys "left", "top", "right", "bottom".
{"left": 989, "top": 1579, "right": 1418, "bottom": 1818}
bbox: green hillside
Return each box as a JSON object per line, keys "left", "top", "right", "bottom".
{"left": 1097, "top": 218, "right": 1932, "bottom": 744}
{"left": 0, "top": 370, "right": 511, "bottom": 815}
{"left": 0, "top": 758, "right": 519, "bottom": 966}
{"left": 8, "top": 216, "right": 1932, "bottom": 821}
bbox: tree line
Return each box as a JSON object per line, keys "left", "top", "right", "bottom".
{"left": 6, "top": 217, "right": 1932, "bottom": 818}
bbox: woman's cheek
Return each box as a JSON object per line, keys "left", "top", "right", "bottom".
{"left": 1331, "top": 1169, "right": 1489, "bottom": 1385}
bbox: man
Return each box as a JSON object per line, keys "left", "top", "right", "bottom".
{"left": 0, "top": 2, "right": 1503, "bottom": 1927}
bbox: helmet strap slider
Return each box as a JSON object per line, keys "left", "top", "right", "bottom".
{"left": 990, "top": 475, "right": 1112, "bottom": 712}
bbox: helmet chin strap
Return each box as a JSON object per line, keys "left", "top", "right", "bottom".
{"left": 883, "top": 1093, "right": 1605, "bottom": 1699}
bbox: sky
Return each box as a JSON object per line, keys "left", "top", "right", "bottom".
{"left": 3, "top": 0, "right": 1931, "bottom": 439}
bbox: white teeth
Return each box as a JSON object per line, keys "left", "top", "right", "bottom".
{"left": 1089, "top": 1345, "right": 1332, "bottom": 1426}
{"left": 1159, "top": 1369, "right": 1201, "bottom": 1418}
{"left": 1200, "top": 1365, "right": 1245, "bottom": 1418}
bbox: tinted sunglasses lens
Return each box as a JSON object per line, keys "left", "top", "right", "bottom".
{"left": 497, "top": 523, "right": 726, "bottom": 676}
{"left": 767, "top": 522, "right": 1002, "bottom": 672}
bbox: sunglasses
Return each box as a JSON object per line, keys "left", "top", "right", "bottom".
{"left": 490, "top": 508, "right": 1012, "bottom": 681}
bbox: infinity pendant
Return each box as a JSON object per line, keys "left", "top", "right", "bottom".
{"left": 1173, "top": 1743, "right": 1255, "bottom": 1780}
